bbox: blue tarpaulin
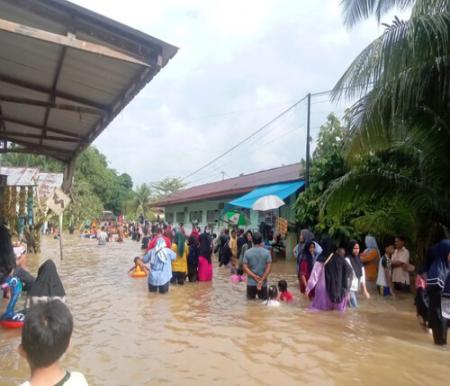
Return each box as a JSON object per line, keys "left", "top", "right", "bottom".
{"left": 228, "top": 181, "right": 304, "bottom": 209}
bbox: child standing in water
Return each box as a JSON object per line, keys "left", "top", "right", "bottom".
{"left": 278, "top": 280, "right": 293, "bottom": 303}
{"left": 265, "top": 285, "right": 281, "bottom": 307}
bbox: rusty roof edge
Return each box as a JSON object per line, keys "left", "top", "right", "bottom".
{"left": 47, "top": 0, "right": 179, "bottom": 59}
{"left": 150, "top": 163, "right": 304, "bottom": 208}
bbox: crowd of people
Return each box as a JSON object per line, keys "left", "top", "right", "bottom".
{"left": 128, "top": 223, "right": 450, "bottom": 347}
{"left": 2, "top": 218, "right": 450, "bottom": 384}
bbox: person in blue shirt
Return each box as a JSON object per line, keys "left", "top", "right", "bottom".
{"left": 140, "top": 236, "right": 176, "bottom": 294}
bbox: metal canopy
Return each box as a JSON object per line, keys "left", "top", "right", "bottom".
{"left": 0, "top": 0, "right": 178, "bottom": 162}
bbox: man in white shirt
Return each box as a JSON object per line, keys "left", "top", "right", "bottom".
{"left": 97, "top": 226, "right": 108, "bottom": 246}
{"left": 391, "top": 235, "right": 411, "bottom": 292}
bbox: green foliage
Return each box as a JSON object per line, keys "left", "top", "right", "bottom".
{"left": 294, "top": 114, "right": 350, "bottom": 242}
{"left": 0, "top": 146, "right": 134, "bottom": 227}
{"left": 324, "top": 0, "right": 450, "bottom": 260}
{"left": 151, "top": 177, "right": 185, "bottom": 199}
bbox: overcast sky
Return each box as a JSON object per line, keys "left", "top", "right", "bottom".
{"left": 71, "top": 0, "right": 404, "bottom": 187}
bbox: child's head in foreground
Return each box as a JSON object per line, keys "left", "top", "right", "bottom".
{"left": 20, "top": 300, "right": 73, "bottom": 369}
{"left": 268, "top": 285, "right": 279, "bottom": 300}
{"left": 278, "top": 280, "right": 288, "bottom": 293}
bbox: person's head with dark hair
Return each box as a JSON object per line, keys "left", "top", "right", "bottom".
{"left": 20, "top": 300, "right": 73, "bottom": 369}
{"left": 317, "top": 236, "right": 336, "bottom": 262}
{"left": 252, "top": 232, "right": 263, "bottom": 245}
{"left": 384, "top": 243, "right": 395, "bottom": 257}
{"left": 337, "top": 247, "right": 346, "bottom": 258}
{"left": 133, "top": 256, "right": 140, "bottom": 264}
{"left": 268, "top": 285, "right": 278, "bottom": 300}
{"left": 245, "top": 230, "right": 253, "bottom": 245}
{"left": 278, "top": 280, "right": 288, "bottom": 293}
{"left": 224, "top": 229, "right": 229, "bottom": 235}
{"left": 395, "top": 235, "right": 406, "bottom": 249}
{"left": 347, "top": 240, "right": 360, "bottom": 257}
{"left": 0, "top": 224, "right": 16, "bottom": 281}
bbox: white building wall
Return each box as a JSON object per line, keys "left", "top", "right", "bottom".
{"left": 162, "top": 192, "right": 299, "bottom": 259}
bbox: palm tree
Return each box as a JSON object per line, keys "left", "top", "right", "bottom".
{"left": 132, "top": 184, "right": 153, "bottom": 219}
{"left": 321, "top": 0, "right": 450, "bottom": 255}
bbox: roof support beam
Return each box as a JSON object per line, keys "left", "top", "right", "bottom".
{"left": 0, "top": 94, "right": 103, "bottom": 115}
{"left": 0, "top": 17, "right": 150, "bottom": 67}
{"left": 0, "top": 145, "right": 66, "bottom": 162}
{"left": 0, "top": 131, "right": 82, "bottom": 143}
{"left": 0, "top": 115, "right": 84, "bottom": 139}
{"left": 3, "top": 137, "right": 72, "bottom": 155}
{"left": 41, "top": 46, "right": 67, "bottom": 145}
{"left": 0, "top": 74, "right": 110, "bottom": 112}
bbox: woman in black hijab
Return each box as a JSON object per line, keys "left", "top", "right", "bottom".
{"left": 0, "top": 225, "right": 35, "bottom": 292}
{"left": 0, "top": 225, "right": 16, "bottom": 284}
{"left": 325, "top": 242, "right": 353, "bottom": 305}
{"left": 426, "top": 239, "right": 450, "bottom": 345}
{"left": 26, "top": 259, "right": 66, "bottom": 308}
{"left": 198, "top": 231, "right": 213, "bottom": 281}
{"left": 306, "top": 236, "right": 353, "bottom": 310}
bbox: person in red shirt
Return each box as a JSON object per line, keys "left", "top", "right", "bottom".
{"left": 278, "top": 280, "right": 293, "bottom": 303}
{"left": 146, "top": 227, "right": 171, "bottom": 252}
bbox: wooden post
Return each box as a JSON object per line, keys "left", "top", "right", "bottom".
{"left": 59, "top": 213, "right": 63, "bottom": 261}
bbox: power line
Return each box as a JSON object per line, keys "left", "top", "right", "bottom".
{"left": 180, "top": 95, "right": 309, "bottom": 181}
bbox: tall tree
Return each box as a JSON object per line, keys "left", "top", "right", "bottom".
{"left": 323, "top": 0, "right": 450, "bottom": 257}
{"left": 152, "top": 177, "right": 185, "bottom": 199}
{"left": 132, "top": 183, "right": 153, "bottom": 218}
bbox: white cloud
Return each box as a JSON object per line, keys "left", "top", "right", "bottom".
{"left": 68, "top": 0, "right": 410, "bottom": 186}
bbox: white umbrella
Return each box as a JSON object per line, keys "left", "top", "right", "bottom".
{"left": 252, "top": 195, "right": 285, "bottom": 211}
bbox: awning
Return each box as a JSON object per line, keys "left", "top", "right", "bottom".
{"left": 228, "top": 181, "right": 304, "bottom": 209}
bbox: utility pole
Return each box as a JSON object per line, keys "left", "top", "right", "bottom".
{"left": 221, "top": 171, "right": 226, "bottom": 181}
{"left": 305, "top": 92, "right": 311, "bottom": 188}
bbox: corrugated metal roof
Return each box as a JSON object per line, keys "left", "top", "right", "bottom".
{"left": 0, "top": 166, "right": 38, "bottom": 186}
{"left": 152, "top": 163, "right": 303, "bottom": 207}
{"left": 0, "top": 166, "right": 63, "bottom": 197}
{"left": 0, "top": 0, "right": 177, "bottom": 162}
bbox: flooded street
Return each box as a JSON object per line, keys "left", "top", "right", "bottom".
{"left": 1, "top": 235, "right": 449, "bottom": 386}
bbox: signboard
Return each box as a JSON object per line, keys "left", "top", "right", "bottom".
{"left": 46, "top": 188, "right": 70, "bottom": 215}
{"left": 276, "top": 217, "right": 288, "bottom": 235}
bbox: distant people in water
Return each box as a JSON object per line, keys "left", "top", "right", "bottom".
{"left": 98, "top": 226, "right": 108, "bottom": 246}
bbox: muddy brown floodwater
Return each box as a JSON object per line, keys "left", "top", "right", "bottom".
{"left": 1, "top": 235, "right": 449, "bottom": 385}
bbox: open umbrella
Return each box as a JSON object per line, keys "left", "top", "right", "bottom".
{"left": 252, "top": 195, "right": 285, "bottom": 211}
{"left": 225, "top": 211, "right": 247, "bottom": 226}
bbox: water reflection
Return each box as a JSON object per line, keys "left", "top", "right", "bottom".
{"left": 0, "top": 235, "right": 449, "bottom": 385}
